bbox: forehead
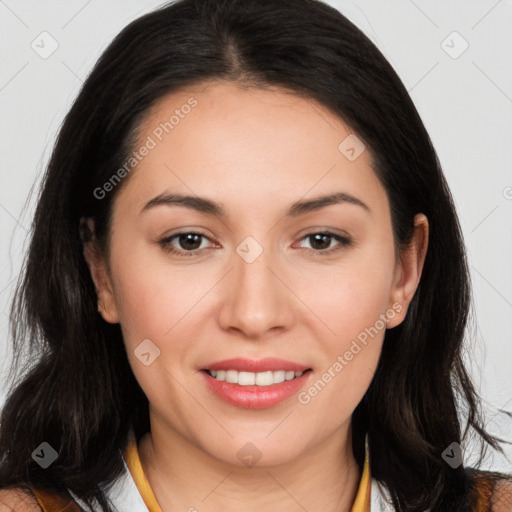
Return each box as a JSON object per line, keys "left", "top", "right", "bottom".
{"left": 117, "top": 81, "right": 386, "bottom": 218}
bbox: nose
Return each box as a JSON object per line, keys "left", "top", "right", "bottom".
{"left": 217, "top": 244, "right": 294, "bottom": 340}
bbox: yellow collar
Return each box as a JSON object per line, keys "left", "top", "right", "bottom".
{"left": 124, "top": 432, "right": 371, "bottom": 512}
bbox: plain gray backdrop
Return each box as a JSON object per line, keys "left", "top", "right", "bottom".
{"left": 0, "top": 0, "right": 511, "bottom": 469}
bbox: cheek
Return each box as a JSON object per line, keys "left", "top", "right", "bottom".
{"left": 113, "top": 271, "right": 173, "bottom": 342}
{"left": 297, "top": 276, "right": 390, "bottom": 426}
{"left": 109, "top": 247, "right": 204, "bottom": 416}
{"left": 297, "top": 244, "right": 396, "bottom": 342}
{"left": 108, "top": 239, "right": 199, "bottom": 346}
{"left": 294, "top": 239, "right": 395, "bottom": 409}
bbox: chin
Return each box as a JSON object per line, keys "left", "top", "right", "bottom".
{"left": 203, "top": 435, "right": 308, "bottom": 469}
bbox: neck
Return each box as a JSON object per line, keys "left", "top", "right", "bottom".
{"left": 138, "top": 417, "right": 361, "bottom": 512}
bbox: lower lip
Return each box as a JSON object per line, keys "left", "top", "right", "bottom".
{"left": 201, "top": 370, "right": 312, "bottom": 409}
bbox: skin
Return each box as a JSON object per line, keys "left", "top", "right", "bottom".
{"left": 84, "top": 81, "right": 428, "bottom": 512}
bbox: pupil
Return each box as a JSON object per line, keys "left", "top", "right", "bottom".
{"left": 180, "top": 233, "right": 201, "bottom": 250}
{"left": 311, "top": 234, "right": 330, "bottom": 250}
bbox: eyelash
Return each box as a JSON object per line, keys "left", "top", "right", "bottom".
{"left": 158, "top": 230, "right": 352, "bottom": 258}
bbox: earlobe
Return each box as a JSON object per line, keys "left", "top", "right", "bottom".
{"left": 387, "top": 213, "right": 429, "bottom": 329}
{"left": 81, "top": 218, "right": 119, "bottom": 324}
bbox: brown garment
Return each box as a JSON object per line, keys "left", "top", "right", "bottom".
{"left": 466, "top": 468, "right": 512, "bottom": 512}
{"left": 30, "top": 487, "right": 83, "bottom": 512}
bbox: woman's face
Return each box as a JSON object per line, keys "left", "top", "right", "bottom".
{"left": 86, "top": 81, "right": 427, "bottom": 466}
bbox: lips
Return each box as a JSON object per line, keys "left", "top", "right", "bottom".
{"left": 200, "top": 357, "right": 313, "bottom": 409}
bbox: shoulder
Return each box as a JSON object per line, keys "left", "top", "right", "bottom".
{"left": 491, "top": 478, "right": 512, "bottom": 512}
{"left": 0, "top": 487, "right": 41, "bottom": 511}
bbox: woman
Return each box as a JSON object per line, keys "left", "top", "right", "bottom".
{"left": 0, "top": 0, "right": 510, "bottom": 510}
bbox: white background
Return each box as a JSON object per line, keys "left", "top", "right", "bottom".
{"left": 0, "top": 0, "right": 511, "bottom": 470}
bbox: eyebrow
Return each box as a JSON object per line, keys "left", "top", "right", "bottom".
{"left": 140, "top": 191, "right": 370, "bottom": 217}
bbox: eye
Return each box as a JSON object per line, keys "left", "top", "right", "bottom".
{"left": 158, "top": 231, "right": 215, "bottom": 257}
{"left": 296, "top": 231, "right": 352, "bottom": 256}
{"left": 158, "top": 230, "right": 352, "bottom": 258}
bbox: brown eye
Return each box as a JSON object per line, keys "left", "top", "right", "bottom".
{"left": 297, "top": 231, "right": 352, "bottom": 255}
{"left": 158, "top": 231, "right": 213, "bottom": 257}
{"left": 309, "top": 233, "right": 332, "bottom": 250}
{"left": 176, "top": 233, "right": 203, "bottom": 251}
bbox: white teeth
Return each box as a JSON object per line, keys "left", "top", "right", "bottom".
{"left": 208, "top": 369, "right": 306, "bottom": 386}
{"left": 255, "top": 371, "right": 273, "bottom": 386}
{"left": 238, "top": 371, "right": 255, "bottom": 385}
{"left": 226, "top": 370, "right": 238, "bottom": 384}
{"left": 273, "top": 370, "right": 286, "bottom": 383}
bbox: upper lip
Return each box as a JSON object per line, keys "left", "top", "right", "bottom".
{"left": 202, "top": 357, "right": 311, "bottom": 373}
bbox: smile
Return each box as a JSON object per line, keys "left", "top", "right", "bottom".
{"left": 201, "top": 368, "right": 313, "bottom": 409}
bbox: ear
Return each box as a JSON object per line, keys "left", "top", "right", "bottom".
{"left": 81, "top": 218, "right": 119, "bottom": 324}
{"left": 386, "top": 213, "right": 429, "bottom": 328}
